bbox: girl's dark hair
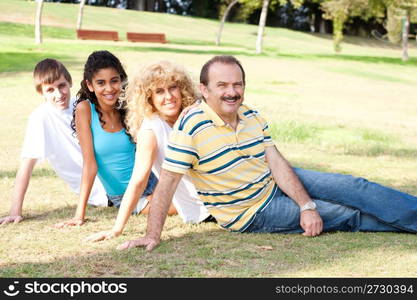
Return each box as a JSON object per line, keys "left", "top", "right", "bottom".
{"left": 71, "top": 50, "right": 131, "bottom": 140}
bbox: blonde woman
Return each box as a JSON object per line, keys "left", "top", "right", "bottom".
{"left": 87, "top": 61, "right": 210, "bottom": 242}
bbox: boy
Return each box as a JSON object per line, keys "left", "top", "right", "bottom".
{"left": 0, "top": 58, "right": 107, "bottom": 225}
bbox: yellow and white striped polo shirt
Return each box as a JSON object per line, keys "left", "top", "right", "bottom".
{"left": 162, "top": 101, "right": 277, "bottom": 232}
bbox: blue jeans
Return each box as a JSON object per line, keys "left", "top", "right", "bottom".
{"left": 107, "top": 171, "right": 158, "bottom": 214}
{"left": 245, "top": 168, "right": 417, "bottom": 233}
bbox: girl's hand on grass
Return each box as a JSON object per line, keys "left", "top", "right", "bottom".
{"left": 116, "top": 236, "right": 160, "bottom": 252}
{"left": 54, "top": 218, "right": 85, "bottom": 228}
{"left": 0, "top": 215, "right": 23, "bottom": 225}
{"left": 85, "top": 230, "right": 120, "bottom": 242}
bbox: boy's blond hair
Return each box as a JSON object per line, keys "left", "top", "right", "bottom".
{"left": 33, "top": 58, "right": 72, "bottom": 93}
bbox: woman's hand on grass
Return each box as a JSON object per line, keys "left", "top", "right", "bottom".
{"left": 54, "top": 218, "right": 85, "bottom": 228}
{"left": 85, "top": 230, "right": 120, "bottom": 242}
{"left": 0, "top": 215, "right": 23, "bottom": 225}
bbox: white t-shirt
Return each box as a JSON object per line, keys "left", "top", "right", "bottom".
{"left": 140, "top": 115, "right": 210, "bottom": 223}
{"left": 21, "top": 98, "right": 107, "bottom": 207}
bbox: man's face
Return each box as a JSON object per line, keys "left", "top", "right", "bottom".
{"left": 200, "top": 62, "right": 244, "bottom": 120}
{"left": 41, "top": 74, "right": 71, "bottom": 110}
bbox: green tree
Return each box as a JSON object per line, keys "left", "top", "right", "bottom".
{"left": 320, "top": 0, "right": 384, "bottom": 52}
{"left": 314, "top": 0, "right": 417, "bottom": 57}
{"left": 384, "top": 0, "right": 417, "bottom": 61}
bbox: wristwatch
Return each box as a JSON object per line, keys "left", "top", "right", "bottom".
{"left": 300, "top": 201, "right": 317, "bottom": 213}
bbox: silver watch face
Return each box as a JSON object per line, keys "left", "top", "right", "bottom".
{"left": 308, "top": 201, "right": 316, "bottom": 210}
{"left": 301, "top": 201, "right": 316, "bottom": 211}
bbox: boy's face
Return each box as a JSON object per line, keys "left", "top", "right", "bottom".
{"left": 41, "top": 74, "right": 71, "bottom": 110}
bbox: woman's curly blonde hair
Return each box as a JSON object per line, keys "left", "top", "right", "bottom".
{"left": 123, "top": 61, "right": 198, "bottom": 141}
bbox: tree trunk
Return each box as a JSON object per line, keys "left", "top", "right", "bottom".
{"left": 139, "top": 0, "right": 146, "bottom": 10}
{"left": 147, "top": 0, "right": 156, "bottom": 11}
{"left": 216, "top": 0, "right": 239, "bottom": 46}
{"left": 77, "top": 0, "right": 86, "bottom": 31}
{"left": 35, "top": 0, "right": 43, "bottom": 44}
{"left": 256, "top": 0, "right": 269, "bottom": 54}
{"left": 402, "top": 11, "right": 410, "bottom": 62}
{"left": 128, "top": 0, "right": 145, "bottom": 10}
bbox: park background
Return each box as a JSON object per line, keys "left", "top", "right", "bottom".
{"left": 0, "top": 0, "right": 416, "bottom": 277}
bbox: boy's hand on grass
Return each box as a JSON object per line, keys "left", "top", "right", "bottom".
{"left": 0, "top": 215, "right": 23, "bottom": 225}
{"left": 85, "top": 230, "right": 120, "bottom": 242}
{"left": 54, "top": 218, "right": 85, "bottom": 228}
{"left": 116, "top": 236, "right": 160, "bottom": 252}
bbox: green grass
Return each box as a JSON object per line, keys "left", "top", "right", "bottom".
{"left": 0, "top": 51, "right": 74, "bottom": 73}
{"left": 0, "top": 22, "right": 75, "bottom": 39}
{"left": 0, "top": 0, "right": 417, "bottom": 278}
{"left": 323, "top": 66, "right": 415, "bottom": 84}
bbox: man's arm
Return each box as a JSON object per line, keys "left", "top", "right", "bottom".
{"left": 265, "top": 145, "right": 323, "bottom": 236}
{"left": 0, "top": 158, "right": 37, "bottom": 225}
{"left": 117, "top": 169, "right": 183, "bottom": 252}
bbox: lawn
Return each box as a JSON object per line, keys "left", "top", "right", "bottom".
{"left": 0, "top": 0, "right": 416, "bottom": 278}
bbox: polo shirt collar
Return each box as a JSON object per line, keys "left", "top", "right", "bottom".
{"left": 200, "top": 100, "right": 247, "bottom": 127}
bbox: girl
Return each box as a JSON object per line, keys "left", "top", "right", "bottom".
{"left": 55, "top": 50, "right": 157, "bottom": 227}
{"left": 86, "top": 61, "right": 210, "bottom": 241}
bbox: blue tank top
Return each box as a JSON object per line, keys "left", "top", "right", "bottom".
{"left": 89, "top": 102, "right": 135, "bottom": 196}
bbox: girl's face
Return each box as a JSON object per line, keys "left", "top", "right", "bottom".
{"left": 151, "top": 81, "right": 182, "bottom": 124}
{"left": 87, "top": 68, "right": 121, "bottom": 107}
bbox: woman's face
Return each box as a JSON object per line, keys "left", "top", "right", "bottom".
{"left": 87, "top": 67, "right": 122, "bottom": 108}
{"left": 151, "top": 81, "right": 182, "bottom": 123}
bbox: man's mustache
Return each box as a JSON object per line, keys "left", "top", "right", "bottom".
{"left": 221, "top": 95, "right": 241, "bottom": 101}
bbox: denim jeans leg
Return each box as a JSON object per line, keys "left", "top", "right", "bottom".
{"left": 293, "top": 168, "right": 417, "bottom": 232}
{"left": 107, "top": 194, "right": 124, "bottom": 208}
{"left": 143, "top": 171, "right": 158, "bottom": 196}
{"left": 245, "top": 189, "right": 401, "bottom": 233}
{"left": 360, "top": 214, "right": 401, "bottom": 232}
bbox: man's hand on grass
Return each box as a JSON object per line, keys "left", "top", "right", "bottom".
{"left": 116, "top": 236, "right": 160, "bottom": 252}
{"left": 300, "top": 210, "right": 323, "bottom": 237}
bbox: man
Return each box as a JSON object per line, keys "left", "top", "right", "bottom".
{"left": 118, "top": 55, "right": 417, "bottom": 251}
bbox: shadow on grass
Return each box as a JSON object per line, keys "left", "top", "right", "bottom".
{"left": 168, "top": 38, "right": 246, "bottom": 50}
{"left": 277, "top": 52, "right": 417, "bottom": 67}
{"left": 0, "top": 45, "right": 254, "bottom": 75}
{"left": 0, "top": 168, "right": 58, "bottom": 179}
{"left": 106, "top": 44, "right": 254, "bottom": 57}
{"left": 0, "top": 22, "right": 75, "bottom": 40}
{"left": 305, "top": 32, "right": 410, "bottom": 50}
{"left": 0, "top": 52, "right": 75, "bottom": 73}
{"left": 344, "top": 146, "right": 417, "bottom": 158}
{"left": 1, "top": 226, "right": 416, "bottom": 277}
{"left": 20, "top": 204, "right": 117, "bottom": 225}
